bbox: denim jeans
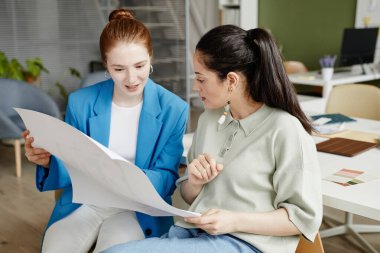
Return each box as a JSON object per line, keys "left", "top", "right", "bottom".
{"left": 102, "top": 225, "right": 261, "bottom": 253}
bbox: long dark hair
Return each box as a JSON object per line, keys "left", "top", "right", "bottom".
{"left": 196, "top": 25, "right": 312, "bottom": 134}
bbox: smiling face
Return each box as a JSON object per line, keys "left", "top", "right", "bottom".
{"left": 106, "top": 42, "right": 151, "bottom": 106}
{"left": 192, "top": 51, "right": 231, "bottom": 109}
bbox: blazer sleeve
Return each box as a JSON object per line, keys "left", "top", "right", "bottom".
{"left": 35, "top": 97, "right": 79, "bottom": 192}
{"left": 141, "top": 104, "right": 189, "bottom": 199}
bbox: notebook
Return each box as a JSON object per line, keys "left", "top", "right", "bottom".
{"left": 316, "top": 137, "right": 378, "bottom": 157}
{"left": 311, "top": 113, "right": 356, "bottom": 125}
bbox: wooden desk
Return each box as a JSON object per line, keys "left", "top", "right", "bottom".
{"left": 289, "top": 67, "right": 380, "bottom": 98}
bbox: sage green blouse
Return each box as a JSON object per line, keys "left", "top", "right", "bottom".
{"left": 176, "top": 104, "right": 322, "bottom": 253}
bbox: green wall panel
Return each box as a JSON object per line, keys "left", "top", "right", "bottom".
{"left": 258, "top": 0, "right": 356, "bottom": 70}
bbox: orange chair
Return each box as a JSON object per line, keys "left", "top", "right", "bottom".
{"left": 284, "top": 61, "right": 308, "bottom": 74}
{"left": 295, "top": 233, "right": 325, "bottom": 253}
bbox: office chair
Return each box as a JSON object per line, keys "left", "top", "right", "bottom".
{"left": 323, "top": 83, "right": 380, "bottom": 252}
{"left": 283, "top": 61, "right": 308, "bottom": 74}
{"left": 295, "top": 233, "right": 325, "bottom": 253}
{"left": 0, "top": 78, "right": 61, "bottom": 177}
{"left": 284, "top": 60, "right": 323, "bottom": 96}
{"left": 326, "top": 83, "right": 380, "bottom": 120}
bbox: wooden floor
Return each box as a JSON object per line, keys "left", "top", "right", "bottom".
{"left": 1, "top": 142, "right": 380, "bottom": 253}
{"left": 0, "top": 144, "right": 54, "bottom": 253}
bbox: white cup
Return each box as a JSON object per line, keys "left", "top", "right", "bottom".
{"left": 321, "top": 67, "right": 334, "bottom": 81}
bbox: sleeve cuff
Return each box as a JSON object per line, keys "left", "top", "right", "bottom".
{"left": 279, "top": 203, "right": 322, "bottom": 242}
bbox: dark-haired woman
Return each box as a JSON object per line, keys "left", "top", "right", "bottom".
{"left": 103, "top": 25, "right": 322, "bottom": 253}
{"left": 23, "top": 9, "right": 188, "bottom": 253}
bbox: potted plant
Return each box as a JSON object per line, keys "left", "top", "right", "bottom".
{"left": 0, "top": 51, "right": 49, "bottom": 86}
{"left": 24, "top": 57, "right": 49, "bottom": 84}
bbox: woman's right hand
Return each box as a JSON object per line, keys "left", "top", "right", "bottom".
{"left": 22, "top": 130, "right": 51, "bottom": 168}
{"left": 187, "top": 153, "right": 223, "bottom": 187}
{"left": 180, "top": 154, "right": 224, "bottom": 205}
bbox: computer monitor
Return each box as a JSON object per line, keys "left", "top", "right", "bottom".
{"left": 339, "top": 27, "right": 379, "bottom": 67}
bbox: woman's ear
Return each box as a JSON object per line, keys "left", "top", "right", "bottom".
{"left": 226, "top": 72, "right": 240, "bottom": 90}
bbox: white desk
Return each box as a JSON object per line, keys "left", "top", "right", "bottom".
{"left": 182, "top": 116, "right": 380, "bottom": 252}
{"left": 316, "top": 117, "right": 380, "bottom": 221}
{"left": 298, "top": 95, "right": 326, "bottom": 113}
{"left": 315, "top": 117, "right": 380, "bottom": 252}
{"left": 289, "top": 67, "right": 380, "bottom": 98}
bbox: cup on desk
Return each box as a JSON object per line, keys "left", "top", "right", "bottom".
{"left": 321, "top": 67, "right": 334, "bottom": 81}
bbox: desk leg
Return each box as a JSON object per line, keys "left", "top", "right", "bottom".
{"left": 322, "top": 81, "right": 332, "bottom": 98}
{"left": 321, "top": 212, "right": 380, "bottom": 253}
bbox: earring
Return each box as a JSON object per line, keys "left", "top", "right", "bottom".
{"left": 218, "top": 86, "right": 233, "bottom": 125}
{"left": 218, "top": 101, "right": 230, "bottom": 125}
{"left": 104, "top": 70, "right": 110, "bottom": 79}
{"left": 149, "top": 65, "right": 153, "bottom": 74}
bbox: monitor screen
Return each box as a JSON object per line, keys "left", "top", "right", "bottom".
{"left": 339, "top": 27, "right": 379, "bottom": 67}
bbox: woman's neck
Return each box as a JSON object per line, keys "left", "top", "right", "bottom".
{"left": 229, "top": 96, "right": 263, "bottom": 120}
{"left": 113, "top": 91, "right": 143, "bottom": 107}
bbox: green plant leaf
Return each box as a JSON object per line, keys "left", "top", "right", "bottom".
{"left": 69, "top": 67, "right": 83, "bottom": 80}
{"left": 55, "top": 81, "right": 68, "bottom": 103}
{"left": 0, "top": 51, "right": 10, "bottom": 78}
{"left": 26, "top": 57, "right": 49, "bottom": 78}
{"left": 8, "top": 59, "right": 24, "bottom": 80}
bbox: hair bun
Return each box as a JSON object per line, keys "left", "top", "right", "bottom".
{"left": 108, "top": 9, "right": 135, "bottom": 22}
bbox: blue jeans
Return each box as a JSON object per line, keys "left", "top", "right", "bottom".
{"left": 102, "top": 225, "right": 261, "bottom": 253}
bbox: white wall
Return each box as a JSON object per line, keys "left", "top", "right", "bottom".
{"left": 355, "top": 0, "right": 380, "bottom": 64}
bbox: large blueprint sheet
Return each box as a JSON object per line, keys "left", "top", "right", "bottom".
{"left": 16, "top": 108, "right": 199, "bottom": 218}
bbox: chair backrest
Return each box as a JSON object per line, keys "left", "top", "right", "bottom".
{"left": 284, "top": 61, "right": 308, "bottom": 74}
{"left": 0, "top": 78, "right": 61, "bottom": 138}
{"left": 326, "top": 84, "right": 380, "bottom": 120}
{"left": 0, "top": 112, "right": 22, "bottom": 139}
{"left": 295, "top": 233, "right": 325, "bottom": 253}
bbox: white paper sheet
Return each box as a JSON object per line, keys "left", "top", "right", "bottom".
{"left": 15, "top": 108, "right": 199, "bottom": 218}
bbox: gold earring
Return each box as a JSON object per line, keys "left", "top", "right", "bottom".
{"left": 218, "top": 86, "right": 233, "bottom": 125}
{"left": 218, "top": 101, "right": 230, "bottom": 125}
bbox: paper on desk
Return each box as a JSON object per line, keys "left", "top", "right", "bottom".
{"left": 15, "top": 108, "right": 199, "bottom": 218}
{"left": 324, "top": 168, "right": 379, "bottom": 187}
{"left": 316, "top": 129, "right": 379, "bottom": 143}
{"left": 313, "top": 123, "right": 346, "bottom": 135}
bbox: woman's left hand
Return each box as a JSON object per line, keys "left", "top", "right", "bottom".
{"left": 184, "top": 208, "right": 237, "bottom": 235}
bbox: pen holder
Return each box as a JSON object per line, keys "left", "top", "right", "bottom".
{"left": 321, "top": 67, "right": 334, "bottom": 81}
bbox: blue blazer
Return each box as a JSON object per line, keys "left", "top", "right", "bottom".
{"left": 35, "top": 79, "right": 189, "bottom": 238}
